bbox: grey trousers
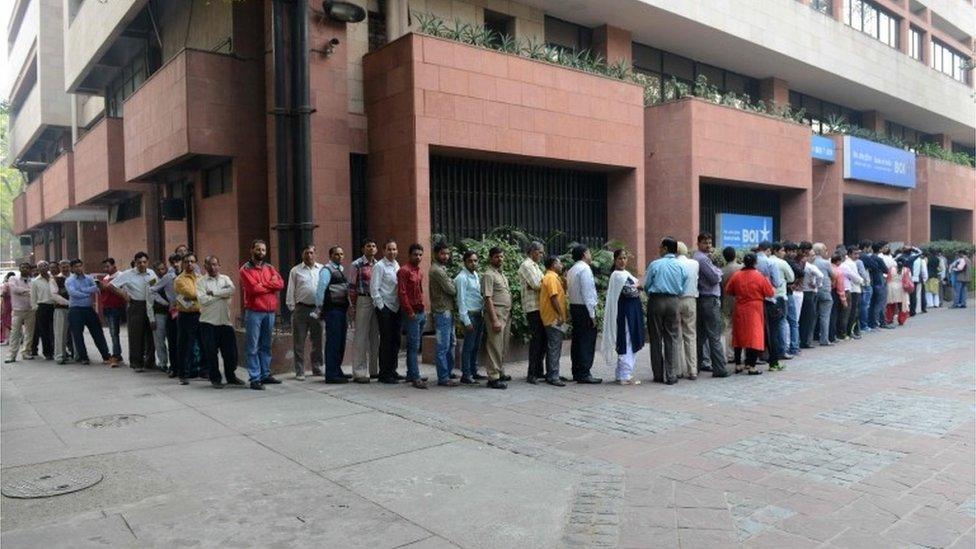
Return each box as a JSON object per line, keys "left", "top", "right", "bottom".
{"left": 696, "top": 296, "right": 727, "bottom": 377}
{"left": 54, "top": 308, "right": 69, "bottom": 361}
{"left": 292, "top": 303, "right": 323, "bottom": 375}
{"left": 153, "top": 312, "right": 169, "bottom": 369}
{"left": 544, "top": 325, "right": 564, "bottom": 380}
{"left": 353, "top": 295, "right": 380, "bottom": 378}
{"left": 647, "top": 295, "right": 680, "bottom": 384}
{"left": 816, "top": 295, "right": 833, "bottom": 345}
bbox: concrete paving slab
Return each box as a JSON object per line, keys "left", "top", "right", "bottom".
{"left": 194, "top": 389, "right": 371, "bottom": 434}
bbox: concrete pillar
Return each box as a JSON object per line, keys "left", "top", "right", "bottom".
{"left": 607, "top": 168, "right": 645, "bottom": 267}
{"left": 831, "top": 0, "right": 844, "bottom": 22}
{"left": 898, "top": 15, "right": 910, "bottom": 55}
{"left": 781, "top": 189, "right": 812, "bottom": 242}
{"left": 861, "top": 111, "right": 885, "bottom": 133}
{"left": 592, "top": 25, "right": 632, "bottom": 66}
{"left": 759, "top": 77, "right": 790, "bottom": 107}
{"left": 929, "top": 134, "right": 953, "bottom": 149}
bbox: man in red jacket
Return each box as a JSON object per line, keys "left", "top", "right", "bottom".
{"left": 239, "top": 240, "right": 285, "bottom": 390}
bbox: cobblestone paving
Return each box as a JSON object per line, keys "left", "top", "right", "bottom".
{"left": 817, "top": 391, "right": 974, "bottom": 436}
{"left": 549, "top": 402, "right": 699, "bottom": 438}
{"left": 705, "top": 432, "right": 905, "bottom": 487}
{"left": 3, "top": 305, "right": 975, "bottom": 548}
{"left": 665, "top": 374, "right": 813, "bottom": 405}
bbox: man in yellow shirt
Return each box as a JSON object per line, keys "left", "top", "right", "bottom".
{"left": 174, "top": 253, "right": 201, "bottom": 386}
{"left": 538, "top": 256, "right": 567, "bottom": 387}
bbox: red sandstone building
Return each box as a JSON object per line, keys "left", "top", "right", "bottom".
{"left": 7, "top": 0, "right": 975, "bottom": 319}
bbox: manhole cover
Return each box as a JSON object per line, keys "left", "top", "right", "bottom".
{"left": 75, "top": 414, "right": 145, "bottom": 429}
{"left": 1, "top": 469, "right": 103, "bottom": 498}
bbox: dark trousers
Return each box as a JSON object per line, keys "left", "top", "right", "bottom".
{"left": 34, "top": 303, "right": 55, "bottom": 358}
{"left": 376, "top": 306, "right": 401, "bottom": 380}
{"left": 799, "top": 291, "right": 816, "bottom": 347}
{"left": 200, "top": 322, "right": 238, "bottom": 383}
{"left": 908, "top": 284, "right": 917, "bottom": 316}
{"left": 569, "top": 304, "right": 596, "bottom": 380}
{"left": 763, "top": 300, "right": 782, "bottom": 363}
{"left": 870, "top": 283, "right": 887, "bottom": 328}
{"left": 324, "top": 307, "right": 348, "bottom": 379}
{"left": 828, "top": 293, "right": 839, "bottom": 342}
{"left": 696, "top": 296, "right": 727, "bottom": 377}
{"left": 127, "top": 300, "right": 155, "bottom": 368}
{"left": 847, "top": 292, "right": 861, "bottom": 336}
{"left": 68, "top": 306, "right": 110, "bottom": 361}
{"left": 165, "top": 315, "right": 179, "bottom": 372}
{"left": 526, "top": 310, "right": 546, "bottom": 379}
{"left": 647, "top": 294, "right": 680, "bottom": 384}
{"left": 836, "top": 291, "right": 851, "bottom": 339}
{"left": 177, "top": 312, "right": 200, "bottom": 381}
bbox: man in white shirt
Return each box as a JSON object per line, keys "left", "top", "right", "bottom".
{"left": 199, "top": 255, "right": 241, "bottom": 388}
{"left": 566, "top": 245, "right": 601, "bottom": 384}
{"left": 30, "top": 261, "right": 65, "bottom": 360}
{"left": 109, "top": 252, "right": 158, "bottom": 372}
{"left": 838, "top": 247, "right": 864, "bottom": 341}
{"left": 285, "top": 245, "right": 323, "bottom": 379}
{"left": 518, "top": 242, "right": 545, "bottom": 383}
{"left": 370, "top": 239, "right": 401, "bottom": 383}
{"left": 675, "top": 242, "right": 699, "bottom": 379}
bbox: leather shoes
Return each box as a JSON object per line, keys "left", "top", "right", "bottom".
{"left": 526, "top": 376, "right": 539, "bottom": 385}
{"left": 168, "top": 371, "right": 178, "bottom": 378}
{"left": 378, "top": 377, "right": 399, "bottom": 384}
{"left": 262, "top": 376, "right": 282, "bottom": 384}
{"left": 546, "top": 378, "right": 566, "bottom": 387}
{"left": 460, "top": 376, "right": 478, "bottom": 385}
{"left": 342, "top": 372, "right": 353, "bottom": 379}
{"left": 486, "top": 379, "right": 507, "bottom": 389}
{"left": 211, "top": 381, "right": 224, "bottom": 389}
{"left": 412, "top": 380, "right": 429, "bottom": 389}
{"left": 499, "top": 375, "right": 512, "bottom": 382}
{"left": 576, "top": 376, "right": 603, "bottom": 384}
{"left": 250, "top": 381, "right": 265, "bottom": 390}
{"left": 226, "top": 377, "right": 245, "bottom": 385}
{"left": 353, "top": 377, "right": 371, "bottom": 384}
{"left": 472, "top": 373, "right": 488, "bottom": 380}
{"left": 324, "top": 377, "right": 349, "bottom": 384}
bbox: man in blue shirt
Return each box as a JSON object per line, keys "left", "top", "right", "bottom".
{"left": 454, "top": 251, "right": 485, "bottom": 384}
{"left": 644, "top": 237, "right": 687, "bottom": 384}
{"left": 65, "top": 259, "right": 111, "bottom": 365}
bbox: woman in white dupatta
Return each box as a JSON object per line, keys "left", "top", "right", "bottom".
{"left": 602, "top": 250, "right": 646, "bottom": 384}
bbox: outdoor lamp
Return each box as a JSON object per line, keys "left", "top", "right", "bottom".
{"left": 322, "top": 1, "right": 367, "bottom": 23}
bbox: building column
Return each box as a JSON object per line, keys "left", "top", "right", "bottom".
{"left": 607, "top": 168, "right": 645, "bottom": 267}
{"left": 78, "top": 222, "right": 108, "bottom": 264}
{"left": 759, "top": 77, "right": 790, "bottom": 107}
{"left": 811, "top": 137, "right": 844, "bottom": 247}
{"left": 898, "top": 15, "right": 910, "bottom": 56}
{"left": 831, "top": 0, "right": 844, "bottom": 22}
{"left": 928, "top": 134, "right": 953, "bottom": 150}
{"left": 592, "top": 25, "right": 632, "bottom": 66}
{"left": 781, "top": 189, "right": 812, "bottom": 242}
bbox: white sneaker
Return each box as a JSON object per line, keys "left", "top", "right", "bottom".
{"left": 295, "top": 374, "right": 306, "bottom": 381}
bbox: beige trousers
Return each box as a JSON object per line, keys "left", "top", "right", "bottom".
{"left": 678, "top": 296, "right": 697, "bottom": 377}
{"left": 484, "top": 306, "right": 510, "bottom": 380}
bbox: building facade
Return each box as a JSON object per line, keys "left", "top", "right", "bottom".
{"left": 7, "top": 0, "right": 975, "bottom": 321}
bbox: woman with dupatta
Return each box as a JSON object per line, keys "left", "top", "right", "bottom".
{"left": 602, "top": 249, "right": 646, "bottom": 384}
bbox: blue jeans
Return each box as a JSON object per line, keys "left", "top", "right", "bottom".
{"left": 774, "top": 297, "right": 788, "bottom": 359}
{"left": 870, "top": 283, "right": 886, "bottom": 328}
{"left": 434, "top": 312, "right": 456, "bottom": 383}
{"left": 403, "top": 310, "right": 426, "bottom": 381}
{"left": 786, "top": 294, "right": 800, "bottom": 354}
{"left": 953, "top": 281, "right": 968, "bottom": 307}
{"left": 859, "top": 284, "right": 873, "bottom": 329}
{"left": 816, "top": 296, "right": 832, "bottom": 345}
{"left": 460, "top": 312, "right": 484, "bottom": 379}
{"left": 323, "top": 308, "right": 348, "bottom": 379}
{"left": 245, "top": 310, "right": 275, "bottom": 383}
{"left": 103, "top": 307, "right": 124, "bottom": 358}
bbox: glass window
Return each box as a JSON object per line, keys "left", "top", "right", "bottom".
{"left": 811, "top": 0, "right": 832, "bottom": 15}
{"left": 632, "top": 43, "right": 662, "bottom": 73}
{"left": 202, "top": 162, "right": 232, "bottom": 198}
{"left": 910, "top": 28, "right": 922, "bottom": 60}
{"left": 663, "top": 52, "right": 694, "bottom": 82}
{"left": 930, "top": 40, "right": 969, "bottom": 83}
{"left": 545, "top": 16, "right": 591, "bottom": 53}
{"left": 845, "top": 0, "right": 899, "bottom": 48}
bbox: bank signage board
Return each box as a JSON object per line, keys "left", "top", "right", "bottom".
{"left": 842, "top": 135, "right": 916, "bottom": 188}
{"left": 716, "top": 213, "right": 774, "bottom": 250}
{"left": 811, "top": 135, "right": 835, "bottom": 162}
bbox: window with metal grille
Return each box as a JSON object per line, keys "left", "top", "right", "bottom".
{"left": 930, "top": 209, "right": 954, "bottom": 242}
{"left": 545, "top": 16, "right": 592, "bottom": 54}
{"left": 112, "top": 195, "right": 143, "bottom": 224}
{"left": 430, "top": 156, "right": 607, "bottom": 252}
{"left": 699, "top": 184, "right": 781, "bottom": 243}
{"left": 350, "top": 154, "right": 369, "bottom": 250}
{"left": 202, "top": 161, "right": 232, "bottom": 198}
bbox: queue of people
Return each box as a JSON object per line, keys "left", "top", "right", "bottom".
{"left": 1, "top": 236, "right": 971, "bottom": 392}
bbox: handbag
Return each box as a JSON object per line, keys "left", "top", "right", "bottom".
{"left": 901, "top": 270, "right": 914, "bottom": 293}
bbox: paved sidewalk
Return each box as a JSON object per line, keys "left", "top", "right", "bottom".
{"left": 2, "top": 307, "right": 974, "bottom": 548}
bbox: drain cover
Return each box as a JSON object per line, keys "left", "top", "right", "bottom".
{"left": 1, "top": 469, "right": 103, "bottom": 498}
{"left": 75, "top": 414, "right": 145, "bottom": 429}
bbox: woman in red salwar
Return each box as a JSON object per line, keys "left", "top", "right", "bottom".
{"left": 724, "top": 253, "right": 774, "bottom": 375}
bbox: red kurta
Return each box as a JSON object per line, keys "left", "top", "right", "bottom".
{"left": 724, "top": 268, "right": 774, "bottom": 351}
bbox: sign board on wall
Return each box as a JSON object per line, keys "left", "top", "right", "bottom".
{"left": 811, "top": 135, "right": 836, "bottom": 162}
{"left": 842, "top": 136, "right": 916, "bottom": 188}
{"left": 716, "top": 213, "right": 774, "bottom": 250}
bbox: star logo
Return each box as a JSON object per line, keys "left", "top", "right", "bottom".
{"left": 759, "top": 220, "right": 771, "bottom": 242}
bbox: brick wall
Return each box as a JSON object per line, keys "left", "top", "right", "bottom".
{"left": 41, "top": 153, "right": 74, "bottom": 219}
{"left": 25, "top": 180, "right": 44, "bottom": 230}
{"left": 911, "top": 157, "right": 976, "bottom": 244}
{"left": 74, "top": 118, "right": 137, "bottom": 204}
